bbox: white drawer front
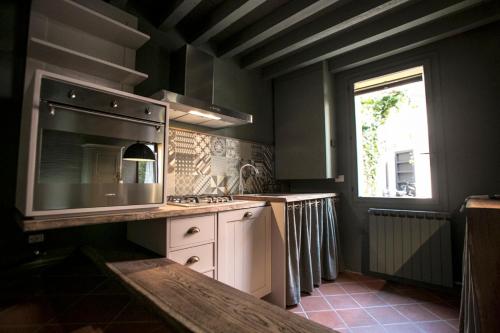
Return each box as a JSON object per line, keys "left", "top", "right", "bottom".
{"left": 168, "top": 243, "right": 214, "bottom": 273}
{"left": 169, "top": 214, "right": 215, "bottom": 249}
{"left": 218, "top": 206, "right": 267, "bottom": 223}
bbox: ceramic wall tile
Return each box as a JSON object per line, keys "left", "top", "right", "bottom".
{"left": 168, "top": 128, "right": 274, "bottom": 195}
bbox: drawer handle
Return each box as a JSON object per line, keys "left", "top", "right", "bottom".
{"left": 244, "top": 212, "right": 253, "bottom": 218}
{"left": 186, "top": 256, "right": 200, "bottom": 265}
{"left": 187, "top": 226, "right": 200, "bottom": 234}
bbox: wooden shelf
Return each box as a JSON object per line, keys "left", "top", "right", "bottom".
{"left": 28, "top": 37, "right": 148, "bottom": 86}
{"left": 31, "top": 0, "right": 149, "bottom": 50}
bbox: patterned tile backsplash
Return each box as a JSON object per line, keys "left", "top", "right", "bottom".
{"left": 167, "top": 128, "right": 275, "bottom": 195}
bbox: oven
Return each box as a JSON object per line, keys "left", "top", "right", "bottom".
{"left": 16, "top": 72, "right": 167, "bottom": 216}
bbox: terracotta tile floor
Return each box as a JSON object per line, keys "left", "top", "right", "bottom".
{"left": 287, "top": 272, "right": 460, "bottom": 333}
{"left": 0, "top": 254, "right": 176, "bottom": 333}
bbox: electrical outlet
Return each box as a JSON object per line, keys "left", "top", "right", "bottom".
{"left": 334, "top": 175, "right": 345, "bottom": 182}
{"left": 28, "top": 234, "right": 44, "bottom": 244}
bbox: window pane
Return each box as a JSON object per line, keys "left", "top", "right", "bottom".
{"left": 354, "top": 66, "right": 432, "bottom": 198}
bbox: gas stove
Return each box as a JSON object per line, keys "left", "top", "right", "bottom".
{"left": 167, "top": 195, "right": 236, "bottom": 207}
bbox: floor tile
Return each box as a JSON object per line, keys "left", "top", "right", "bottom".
{"left": 54, "top": 294, "right": 130, "bottom": 324}
{"left": 105, "top": 322, "right": 175, "bottom": 333}
{"left": 0, "top": 325, "right": 40, "bottom": 333}
{"left": 0, "top": 295, "right": 78, "bottom": 325}
{"left": 350, "top": 293, "right": 387, "bottom": 307}
{"left": 90, "top": 280, "right": 128, "bottom": 295}
{"left": 418, "top": 320, "right": 458, "bottom": 333}
{"left": 37, "top": 323, "right": 107, "bottom": 333}
{"left": 422, "top": 302, "right": 459, "bottom": 320}
{"left": 340, "top": 283, "right": 369, "bottom": 294}
{"left": 42, "top": 256, "right": 105, "bottom": 278}
{"left": 299, "top": 296, "right": 331, "bottom": 311}
{"left": 307, "top": 311, "right": 345, "bottom": 329}
{"left": 334, "top": 273, "right": 359, "bottom": 283}
{"left": 446, "top": 319, "right": 459, "bottom": 330}
{"left": 114, "top": 300, "right": 161, "bottom": 323}
{"left": 361, "top": 280, "right": 391, "bottom": 291}
{"left": 350, "top": 324, "right": 385, "bottom": 333}
{"left": 365, "top": 306, "right": 409, "bottom": 324}
{"left": 318, "top": 283, "right": 346, "bottom": 296}
{"left": 40, "top": 276, "right": 106, "bottom": 295}
{"left": 336, "top": 309, "right": 377, "bottom": 327}
{"left": 394, "top": 304, "right": 440, "bottom": 322}
{"left": 294, "top": 313, "right": 307, "bottom": 318}
{"left": 333, "top": 328, "right": 350, "bottom": 333}
{"left": 325, "top": 295, "right": 359, "bottom": 310}
{"left": 377, "top": 291, "right": 417, "bottom": 305}
{"left": 286, "top": 304, "right": 302, "bottom": 313}
{"left": 384, "top": 323, "right": 422, "bottom": 333}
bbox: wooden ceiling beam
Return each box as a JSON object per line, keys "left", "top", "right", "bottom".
{"left": 241, "top": 0, "right": 412, "bottom": 70}
{"left": 189, "top": 0, "right": 266, "bottom": 46}
{"left": 158, "top": 0, "right": 201, "bottom": 31}
{"left": 327, "top": 4, "right": 500, "bottom": 73}
{"left": 217, "top": 0, "right": 340, "bottom": 58}
{"left": 261, "top": 0, "right": 483, "bottom": 79}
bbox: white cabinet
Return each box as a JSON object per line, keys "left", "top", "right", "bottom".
{"left": 127, "top": 213, "right": 217, "bottom": 278}
{"left": 217, "top": 206, "right": 272, "bottom": 298}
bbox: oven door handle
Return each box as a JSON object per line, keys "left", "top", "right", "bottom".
{"left": 44, "top": 101, "right": 165, "bottom": 128}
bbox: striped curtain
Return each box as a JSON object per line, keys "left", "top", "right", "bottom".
{"left": 286, "top": 197, "right": 340, "bottom": 306}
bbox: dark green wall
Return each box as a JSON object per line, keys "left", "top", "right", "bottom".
{"left": 0, "top": 0, "right": 32, "bottom": 267}
{"left": 286, "top": 22, "right": 500, "bottom": 282}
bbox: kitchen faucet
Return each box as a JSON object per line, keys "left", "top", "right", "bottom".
{"left": 239, "top": 164, "right": 259, "bottom": 195}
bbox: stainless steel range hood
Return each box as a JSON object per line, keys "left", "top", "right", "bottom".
{"left": 151, "top": 45, "right": 253, "bottom": 129}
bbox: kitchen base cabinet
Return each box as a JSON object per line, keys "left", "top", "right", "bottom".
{"left": 217, "top": 206, "right": 271, "bottom": 298}
{"left": 127, "top": 214, "right": 217, "bottom": 278}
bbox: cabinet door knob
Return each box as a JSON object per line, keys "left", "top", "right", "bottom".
{"left": 244, "top": 212, "right": 253, "bottom": 218}
{"left": 187, "top": 226, "right": 200, "bottom": 234}
{"left": 186, "top": 256, "right": 200, "bottom": 265}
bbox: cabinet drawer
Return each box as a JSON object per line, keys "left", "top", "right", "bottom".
{"left": 168, "top": 214, "right": 215, "bottom": 249}
{"left": 219, "top": 206, "right": 267, "bottom": 223}
{"left": 168, "top": 243, "right": 214, "bottom": 273}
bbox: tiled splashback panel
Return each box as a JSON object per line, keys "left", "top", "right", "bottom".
{"left": 167, "top": 128, "right": 274, "bottom": 195}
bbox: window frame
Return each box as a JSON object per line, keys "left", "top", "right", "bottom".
{"left": 347, "top": 56, "right": 447, "bottom": 208}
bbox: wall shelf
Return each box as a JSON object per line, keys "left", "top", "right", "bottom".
{"left": 28, "top": 37, "right": 148, "bottom": 86}
{"left": 31, "top": 0, "right": 150, "bottom": 50}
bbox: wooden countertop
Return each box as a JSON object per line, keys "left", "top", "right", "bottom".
{"left": 234, "top": 193, "right": 338, "bottom": 203}
{"left": 83, "top": 245, "right": 336, "bottom": 333}
{"left": 466, "top": 198, "right": 500, "bottom": 210}
{"left": 20, "top": 200, "right": 267, "bottom": 232}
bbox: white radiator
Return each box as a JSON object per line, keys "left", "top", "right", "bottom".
{"left": 368, "top": 208, "right": 453, "bottom": 288}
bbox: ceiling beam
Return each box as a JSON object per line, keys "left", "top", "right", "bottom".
{"left": 217, "top": 0, "right": 340, "bottom": 58}
{"left": 158, "top": 0, "right": 201, "bottom": 31}
{"left": 328, "top": 3, "right": 500, "bottom": 73}
{"left": 241, "top": 0, "right": 413, "bottom": 70}
{"left": 261, "top": 0, "right": 483, "bottom": 79}
{"left": 189, "top": 0, "right": 266, "bottom": 46}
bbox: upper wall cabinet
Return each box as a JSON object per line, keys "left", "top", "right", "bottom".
{"left": 274, "top": 62, "right": 336, "bottom": 179}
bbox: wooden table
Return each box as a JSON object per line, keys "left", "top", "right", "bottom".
{"left": 83, "top": 244, "right": 337, "bottom": 333}
{"left": 460, "top": 198, "right": 500, "bottom": 333}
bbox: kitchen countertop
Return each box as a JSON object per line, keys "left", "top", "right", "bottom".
{"left": 83, "top": 245, "right": 336, "bottom": 333}
{"left": 19, "top": 200, "right": 267, "bottom": 232}
{"left": 466, "top": 197, "right": 500, "bottom": 210}
{"left": 234, "top": 192, "right": 339, "bottom": 202}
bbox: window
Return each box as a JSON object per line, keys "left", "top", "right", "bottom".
{"left": 354, "top": 66, "right": 432, "bottom": 198}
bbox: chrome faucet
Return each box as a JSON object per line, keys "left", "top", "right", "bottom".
{"left": 239, "top": 164, "right": 259, "bottom": 195}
